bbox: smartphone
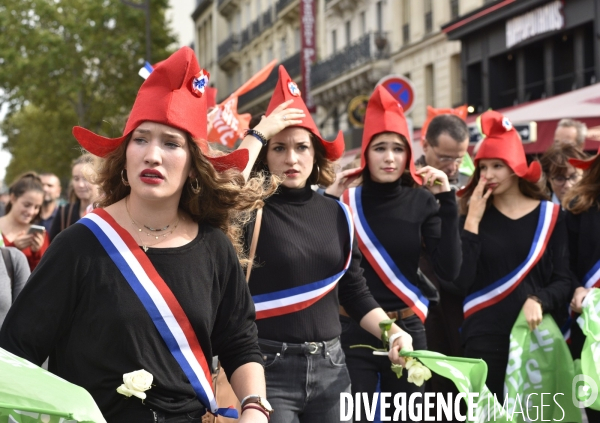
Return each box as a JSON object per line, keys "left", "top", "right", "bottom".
{"left": 28, "top": 224, "right": 46, "bottom": 235}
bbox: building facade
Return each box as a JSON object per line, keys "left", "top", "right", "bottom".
{"left": 444, "top": 0, "right": 600, "bottom": 114}
{"left": 192, "top": 0, "right": 488, "bottom": 151}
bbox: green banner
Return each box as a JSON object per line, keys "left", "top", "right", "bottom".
{"left": 0, "top": 348, "right": 105, "bottom": 423}
{"left": 576, "top": 288, "right": 600, "bottom": 410}
{"left": 403, "top": 350, "right": 509, "bottom": 423}
{"left": 505, "top": 312, "right": 581, "bottom": 423}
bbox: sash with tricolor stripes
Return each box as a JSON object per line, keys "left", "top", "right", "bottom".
{"left": 79, "top": 209, "right": 237, "bottom": 419}
{"left": 342, "top": 187, "right": 429, "bottom": 323}
{"left": 582, "top": 259, "right": 600, "bottom": 289}
{"left": 251, "top": 201, "right": 354, "bottom": 320}
{"left": 463, "top": 201, "right": 560, "bottom": 319}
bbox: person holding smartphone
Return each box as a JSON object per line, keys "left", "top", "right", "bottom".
{"left": 0, "top": 173, "right": 49, "bottom": 271}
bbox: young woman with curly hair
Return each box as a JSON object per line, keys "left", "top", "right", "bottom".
{"left": 0, "top": 47, "right": 298, "bottom": 423}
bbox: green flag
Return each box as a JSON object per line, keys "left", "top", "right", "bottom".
{"left": 0, "top": 348, "right": 106, "bottom": 423}
{"left": 575, "top": 288, "right": 600, "bottom": 410}
{"left": 403, "top": 350, "right": 509, "bottom": 423}
{"left": 505, "top": 312, "right": 581, "bottom": 423}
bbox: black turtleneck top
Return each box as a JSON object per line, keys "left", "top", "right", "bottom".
{"left": 247, "top": 185, "right": 379, "bottom": 343}
{"left": 566, "top": 203, "right": 600, "bottom": 284}
{"left": 355, "top": 178, "right": 461, "bottom": 312}
{"left": 454, "top": 204, "right": 573, "bottom": 343}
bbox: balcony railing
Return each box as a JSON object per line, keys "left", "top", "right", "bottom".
{"left": 402, "top": 23, "right": 410, "bottom": 44}
{"left": 238, "top": 52, "right": 301, "bottom": 108}
{"left": 217, "top": 34, "right": 240, "bottom": 59}
{"left": 312, "top": 32, "right": 388, "bottom": 88}
{"left": 276, "top": 0, "right": 295, "bottom": 14}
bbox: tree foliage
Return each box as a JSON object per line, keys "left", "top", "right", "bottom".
{"left": 0, "top": 0, "right": 177, "bottom": 183}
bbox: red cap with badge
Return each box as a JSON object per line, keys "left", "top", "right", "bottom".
{"left": 346, "top": 85, "right": 422, "bottom": 184}
{"left": 457, "top": 110, "right": 541, "bottom": 197}
{"left": 265, "top": 65, "right": 345, "bottom": 161}
{"left": 72, "top": 47, "right": 248, "bottom": 172}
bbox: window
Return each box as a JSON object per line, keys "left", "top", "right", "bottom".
{"left": 425, "top": 64, "right": 435, "bottom": 108}
{"left": 450, "top": 54, "right": 462, "bottom": 105}
{"left": 280, "top": 36, "right": 287, "bottom": 60}
{"left": 450, "top": 0, "right": 459, "bottom": 20}
{"left": 332, "top": 30, "right": 337, "bottom": 54}
{"left": 376, "top": 1, "right": 383, "bottom": 32}
{"left": 245, "top": 1, "right": 251, "bottom": 27}
{"left": 360, "top": 11, "right": 366, "bottom": 35}
{"left": 345, "top": 21, "right": 351, "bottom": 46}
{"left": 424, "top": 0, "right": 433, "bottom": 34}
{"left": 402, "top": 0, "right": 410, "bottom": 44}
{"left": 294, "top": 27, "right": 301, "bottom": 53}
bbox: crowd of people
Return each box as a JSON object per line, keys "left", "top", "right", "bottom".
{"left": 0, "top": 46, "right": 597, "bottom": 423}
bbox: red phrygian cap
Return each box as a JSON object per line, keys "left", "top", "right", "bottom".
{"left": 72, "top": 47, "right": 248, "bottom": 172}
{"left": 266, "top": 66, "right": 345, "bottom": 161}
{"left": 347, "top": 85, "right": 422, "bottom": 184}
{"left": 457, "top": 110, "right": 541, "bottom": 197}
{"left": 569, "top": 146, "right": 600, "bottom": 170}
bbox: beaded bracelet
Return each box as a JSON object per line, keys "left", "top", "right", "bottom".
{"left": 244, "top": 129, "right": 268, "bottom": 147}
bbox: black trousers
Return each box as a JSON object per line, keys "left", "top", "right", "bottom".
{"left": 463, "top": 334, "right": 509, "bottom": 400}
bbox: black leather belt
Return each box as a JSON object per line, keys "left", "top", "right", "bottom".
{"left": 258, "top": 337, "right": 339, "bottom": 356}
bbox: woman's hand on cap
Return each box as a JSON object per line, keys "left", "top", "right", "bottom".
{"left": 253, "top": 100, "right": 305, "bottom": 140}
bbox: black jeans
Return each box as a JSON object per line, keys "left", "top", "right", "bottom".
{"left": 259, "top": 337, "right": 352, "bottom": 423}
{"left": 463, "top": 334, "right": 510, "bottom": 400}
{"left": 340, "top": 314, "right": 428, "bottom": 423}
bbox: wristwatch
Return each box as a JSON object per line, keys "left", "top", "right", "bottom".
{"left": 241, "top": 395, "right": 274, "bottom": 415}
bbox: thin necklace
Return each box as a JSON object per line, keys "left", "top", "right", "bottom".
{"left": 125, "top": 197, "right": 180, "bottom": 252}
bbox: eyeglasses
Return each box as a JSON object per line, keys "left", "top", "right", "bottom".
{"left": 551, "top": 173, "right": 582, "bottom": 186}
{"left": 431, "top": 147, "right": 463, "bottom": 164}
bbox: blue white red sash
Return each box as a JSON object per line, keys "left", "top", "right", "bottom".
{"left": 79, "top": 209, "right": 237, "bottom": 419}
{"left": 342, "top": 187, "right": 429, "bottom": 323}
{"left": 463, "top": 201, "right": 560, "bottom": 319}
{"left": 252, "top": 201, "right": 354, "bottom": 320}
{"left": 582, "top": 259, "right": 600, "bottom": 289}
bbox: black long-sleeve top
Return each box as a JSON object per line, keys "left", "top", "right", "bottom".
{"left": 566, "top": 203, "right": 600, "bottom": 284}
{"left": 0, "top": 221, "right": 261, "bottom": 419}
{"left": 454, "top": 203, "right": 573, "bottom": 343}
{"left": 355, "top": 178, "right": 462, "bottom": 311}
{"left": 247, "top": 185, "right": 380, "bottom": 343}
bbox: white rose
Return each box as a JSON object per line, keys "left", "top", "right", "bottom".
{"left": 405, "top": 358, "right": 432, "bottom": 387}
{"left": 116, "top": 369, "right": 153, "bottom": 400}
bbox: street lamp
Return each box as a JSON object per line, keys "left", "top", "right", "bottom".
{"left": 121, "top": 0, "right": 151, "bottom": 63}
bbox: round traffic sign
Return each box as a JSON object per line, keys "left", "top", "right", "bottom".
{"left": 376, "top": 75, "right": 416, "bottom": 115}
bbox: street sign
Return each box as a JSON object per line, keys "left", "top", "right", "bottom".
{"left": 347, "top": 95, "right": 370, "bottom": 128}
{"left": 376, "top": 75, "right": 416, "bottom": 115}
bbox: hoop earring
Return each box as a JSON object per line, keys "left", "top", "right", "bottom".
{"left": 121, "top": 169, "right": 130, "bottom": 187}
{"left": 315, "top": 164, "right": 320, "bottom": 185}
{"left": 190, "top": 178, "right": 201, "bottom": 194}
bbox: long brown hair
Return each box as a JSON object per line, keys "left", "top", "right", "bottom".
{"left": 458, "top": 163, "right": 549, "bottom": 215}
{"left": 6, "top": 172, "right": 45, "bottom": 222}
{"left": 252, "top": 129, "right": 336, "bottom": 187}
{"left": 564, "top": 156, "right": 600, "bottom": 214}
{"left": 94, "top": 135, "right": 278, "bottom": 266}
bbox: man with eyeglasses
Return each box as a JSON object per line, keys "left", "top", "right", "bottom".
{"left": 416, "top": 114, "right": 470, "bottom": 191}
{"left": 416, "top": 114, "right": 469, "bottom": 410}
